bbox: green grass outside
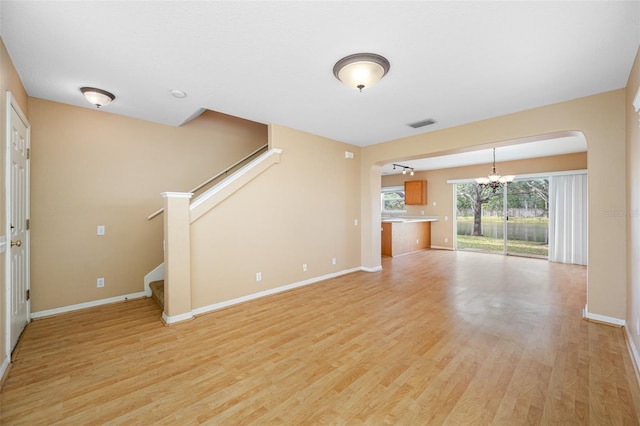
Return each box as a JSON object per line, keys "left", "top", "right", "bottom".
{"left": 456, "top": 215, "right": 549, "bottom": 256}
{"left": 456, "top": 235, "right": 548, "bottom": 256}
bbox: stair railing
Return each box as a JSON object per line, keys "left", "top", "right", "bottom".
{"left": 147, "top": 143, "right": 268, "bottom": 220}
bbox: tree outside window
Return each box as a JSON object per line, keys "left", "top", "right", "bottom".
{"left": 381, "top": 189, "right": 407, "bottom": 213}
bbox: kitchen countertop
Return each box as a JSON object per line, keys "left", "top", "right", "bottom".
{"left": 381, "top": 216, "right": 439, "bottom": 223}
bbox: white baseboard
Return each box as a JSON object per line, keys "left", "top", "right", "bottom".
{"left": 31, "top": 291, "right": 147, "bottom": 319}
{"left": 0, "top": 354, "right": 9, "bottom": 383}
{"left": 162, "top": 311, "right": 194, "bottom": 325}
{"left": 625, "top": 326, "right": 640, "bottom": 387}
{"left": 360, "top": 265, "right": 382, "bottom": 273}
{"left": 583, "top": 305, "right": 626, "bottom": 327}
{"left": 29, "top": 266, "right": 371, "bottom": 324}
{"left": 192, "top": 267, "right": 362, "bottom": 317}
{"left": 430, "top": 245, "right": 454, "bottom": 251}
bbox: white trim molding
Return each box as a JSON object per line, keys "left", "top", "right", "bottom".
{"left": 31, "top": 291, "right": 147, "bottom": 319}
{"left": 161, "top": 192, "right": 193, "bottom": 199}
{"left": 583, "top": 305, "right": 625, "bottom": 327}
{"left": 447, "top": 169, "right": 587, "bottom": 185}
{"left": 162, "top": 311, "right": 194, "bottom": 325}
{"left": 625, "top": 326, "right": 640, "bottom": 387}
{"left": 360, "top": 265, "right": 383, "bottom": 273}
{"left": 0, "top": 354, "right": 10, "bottom": 384}
{"left": 430, "top": 245, "right": 454, "bottom": 251}
{"left": 193, "top": 267, "right": 362, "bottom": 317}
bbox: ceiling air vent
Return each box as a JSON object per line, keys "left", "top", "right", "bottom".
{"left": 408, "top": 118, "right": 436, "bottom": 129}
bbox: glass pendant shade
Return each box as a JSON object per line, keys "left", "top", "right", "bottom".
{"left": 333, "top": 53, "right": 390, "bottom": 92}
{"left": 476, "top": 148, "right": 515, "bottom": 192}
{"left": 81, "top": 87, "right": 115, "bottom": 108}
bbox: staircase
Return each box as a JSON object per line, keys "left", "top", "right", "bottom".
{"left": 145, "top": 144, "right": 269, "bottom": 314}
{"left": 145, "top": 143, "right": 280, "bottom": 323}
{"left": 150, "top": 281, "right": 164, "bottom": 310}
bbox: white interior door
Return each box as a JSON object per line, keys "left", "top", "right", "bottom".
{"left": 7, "top": 94, "right": 30, "bottom": 352}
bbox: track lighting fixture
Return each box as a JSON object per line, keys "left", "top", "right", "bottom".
{"left": 392, "top": 163, "right": 414, "bottom": 176}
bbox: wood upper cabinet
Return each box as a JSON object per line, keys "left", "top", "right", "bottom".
{"left": 404, "top": 180, "right": 427, "bottom": 205}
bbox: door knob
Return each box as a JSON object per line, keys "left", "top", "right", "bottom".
{"left": 11, "top": 240, "right": 21, "bottom": 247}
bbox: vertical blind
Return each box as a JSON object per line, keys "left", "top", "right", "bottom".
{"left": 548, "top": 173, "right": 588, "bottom": 265}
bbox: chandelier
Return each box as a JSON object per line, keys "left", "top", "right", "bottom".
{"left": 475, "top": 148, "right": 515, "bottom": 193}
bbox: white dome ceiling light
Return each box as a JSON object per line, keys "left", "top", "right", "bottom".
{"left": 171, "top": 89, "right": 187, "bottom": 98}
{"left": 333, "top": 53, "right": 390, "bottom": 92}
{"left": 80, "top": 87, "right": 115, "bottom": 108}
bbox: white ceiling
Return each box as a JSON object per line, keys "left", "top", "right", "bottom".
{"left": 0, "top": 1, "right": 638, "bottom": 148}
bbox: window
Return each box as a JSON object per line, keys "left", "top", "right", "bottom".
{"left": 381, "top": 186, "right": 407, "bottom": 213}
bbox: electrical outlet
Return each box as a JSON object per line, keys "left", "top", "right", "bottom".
{"left": 354, "top": 219, "right": 358, "bottom": 226}
{"left": 445, "top": 216, "right": 448, "bottom": 221}
{"left": 445, "top": 237, "right": 449, "bottom": 243}
{"left": 256, "top": 272, "right": 262, "bottom": 282}
{"left": 97, "top": 225, "right": 105, "bottom": 236}
{"left": 302, "top": 264, "right": 308, "bottom": 272}
{"left": 332, "top": 258, "right": 337, "bottom": 265}
{"left": 421, "top": 211, "right": 424, "bottom": 215}
{"left": 97, "top": 277, "right": 105, "bottom": 288}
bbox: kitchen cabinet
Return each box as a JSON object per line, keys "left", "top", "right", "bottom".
{"left": 381, "top": 222, "right": 392, "bottom": 256}
{"left": 381, "top": 220, "right": 432, "bottom": 257}
{"left": 404, "top": 180, "right": 427, "bottom": 205}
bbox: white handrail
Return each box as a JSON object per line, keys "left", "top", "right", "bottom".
{"left": 147, "top": 143, "right": 268, "bottom": 220}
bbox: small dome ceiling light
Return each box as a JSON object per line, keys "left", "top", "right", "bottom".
{"left": 80, "top": 87, "right": 115, "bottom": 108}
{"left": 333, "top": 53, "right": 390, "bottom": 92}
{"left": 171, "top": 89, "right": 187, "bottom": 98}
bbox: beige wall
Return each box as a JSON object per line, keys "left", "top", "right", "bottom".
{"left": 382, "top": 152, "right": 587, "bottom": 249}
{"left": 626, "top": 47, "right": 640, "bottom": 358}
{"left": 362, "top": 90, "right": 626, "bottom": 320}
{"left": 28, "top": 99, "right": 267, "bottom": 312}
{"left": 190, "top": 124, "right": 361, "bottom": 308}
{"left": 0, "top": 38, "right": 28, "bottom": 371}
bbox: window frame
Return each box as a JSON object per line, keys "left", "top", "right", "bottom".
{"left": 381, "top": 186, "right": 407, "bottom": 213}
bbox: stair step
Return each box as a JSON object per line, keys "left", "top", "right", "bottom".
{"left": 149, "top": 280, "right": 164, "bottom": 310}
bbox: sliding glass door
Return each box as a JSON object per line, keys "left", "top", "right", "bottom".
{"left": 456, "top": 183, "right": 504, "bottom": 254}
{"left": 456, "top": 178, "right": 549, "bottom": 258}
{"left": 505, "top": 179, "right": 549, "bottom": 257}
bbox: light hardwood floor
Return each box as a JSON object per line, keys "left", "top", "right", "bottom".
{"left": 2, "top": 250, "right": 640, "bottom": 425}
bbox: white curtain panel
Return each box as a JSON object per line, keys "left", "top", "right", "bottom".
{"left": 548, "top": 174, "right": 588, "bottom": 265}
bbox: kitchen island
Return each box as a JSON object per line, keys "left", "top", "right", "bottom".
{"left": 381, "top": 216, "right": 439, "bottom": 257}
